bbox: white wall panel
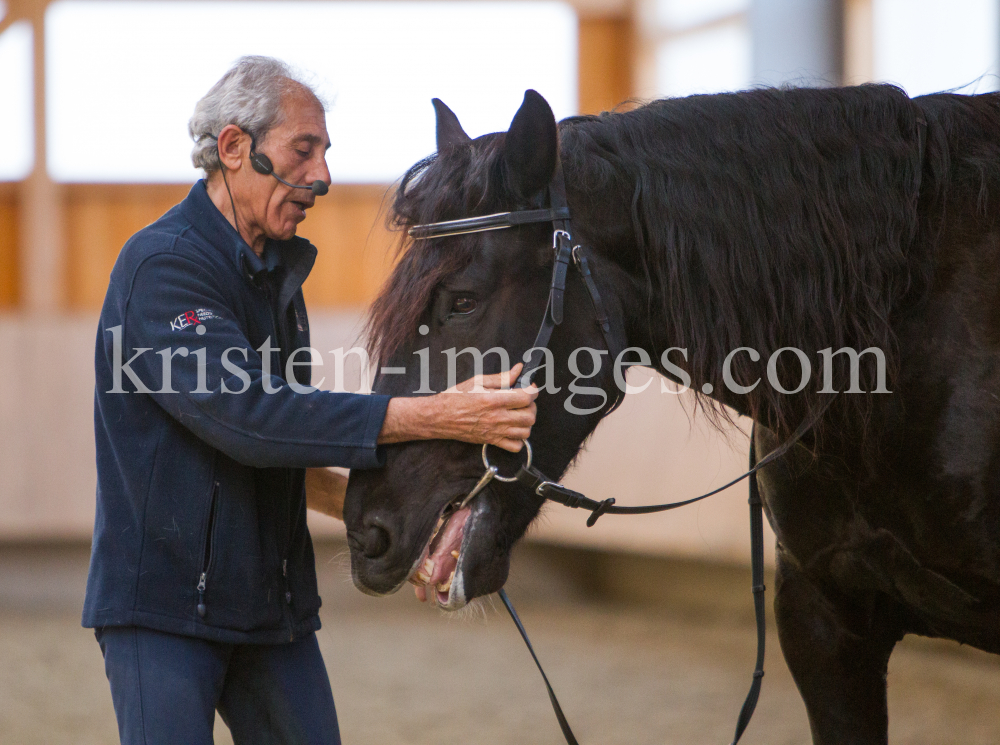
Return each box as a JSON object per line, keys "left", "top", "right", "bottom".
{"left": 0, "top": 21, "right": 34, "bottom": 181}
{"left": 874, "top": 0, "right": 999, "bottom": 95}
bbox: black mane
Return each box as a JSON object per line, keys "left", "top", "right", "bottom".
{"left": 558, "top": 86, "right": 939, "bottom": 442}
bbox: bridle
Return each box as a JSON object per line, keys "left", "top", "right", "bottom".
{"left": 408, "top": 159, "right": 834, "bottom": 745}
{"left": 409, "top": 160, "right": 623, "bottom": 397}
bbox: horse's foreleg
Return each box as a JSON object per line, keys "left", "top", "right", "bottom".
{"left": 773, "top": 547, "right": 902, "bottom": 745}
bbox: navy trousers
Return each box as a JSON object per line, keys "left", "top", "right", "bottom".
{"left": 96, "top": 626, "right": 341, "bottom": 745}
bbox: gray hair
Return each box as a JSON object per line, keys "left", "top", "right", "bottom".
{"left": 188, "top": 55, "right": 322, "bottom": 174}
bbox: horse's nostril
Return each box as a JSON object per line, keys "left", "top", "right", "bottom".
{"left": 346, "top": 533, "right": 364, "bottom": 554}
{"left": 362, "top": 524, "right": 391, "bottom": 558}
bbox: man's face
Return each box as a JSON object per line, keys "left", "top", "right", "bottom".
{"left": 245, "top": 88, "right": 331, "bottom": 241}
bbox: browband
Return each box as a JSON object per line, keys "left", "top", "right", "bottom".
{"left": 408, "top": 207, "right": 571, "bottom": 240}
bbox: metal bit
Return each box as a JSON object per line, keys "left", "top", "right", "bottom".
{"left": 459, "top": 466, "right": 498, "bottom": 509}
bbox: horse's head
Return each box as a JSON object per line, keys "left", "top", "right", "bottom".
{"left": 344, "top": 91, "right": 629, "bottom": 608}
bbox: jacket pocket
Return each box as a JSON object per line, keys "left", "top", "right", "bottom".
{"left": 196, "top": 480, "right": 220, "bottom": 619}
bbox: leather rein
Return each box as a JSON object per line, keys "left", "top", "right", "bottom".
{"left": 408, "top": 161, "right": 833, "bottom": 745}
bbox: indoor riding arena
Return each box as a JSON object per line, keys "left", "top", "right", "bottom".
{"left": 3, "top": 0, "right": 1000, "bottom": 743}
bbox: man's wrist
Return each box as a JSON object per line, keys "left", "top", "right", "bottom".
{"left": 378, "top": 395, "right": 435, "bottom": 445}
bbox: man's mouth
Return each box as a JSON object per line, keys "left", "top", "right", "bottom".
{"left": 291, "top": 200, "right": 312, "bottom": 219}
{"left": 408, "top": 502, "right": 473, "bottom": 608}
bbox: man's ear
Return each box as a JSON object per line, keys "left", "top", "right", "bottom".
{"left": 216, "top": 124, "right": 248, "bottom": 172}
{"left": 502, "top": 90, "right": 558, "bottom": 199}
{"left": 433, "top": 98, "right": 471, "bottom": 152}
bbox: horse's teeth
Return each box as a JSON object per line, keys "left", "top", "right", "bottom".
{"left": 415, "top": 571, "right": 430, "bottom": 583}
{"left": 450, "top": 550, "right": 460, "bottom": 559}
{"left": 438, "top": 567, "right": 456, "bottom": 594}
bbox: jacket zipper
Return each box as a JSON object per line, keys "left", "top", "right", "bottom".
{"left": 282, "top": 469, "right": 301, "bottom": 641}
{"left": 197, "top": 481, "right": 220, "bottom": 619}
{"left": 283, "top": 558, "right": 292, "bottom": 606}
{"left": 261, "top": 278, "right": 296, "bottom": 640}
{"left": 282, "top": 558, "right": 295, "bottom": 641}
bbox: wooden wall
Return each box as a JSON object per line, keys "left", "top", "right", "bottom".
{"left": 62, "top": 184, "right": 398, "bottom": 310}
{"left": 64, "top": 184, "right": 189, "bottom": 309}
{"left": 2, "top": 14, "right": 634, "bottom": 312}
{"left": 294, "top": 184, "right": 399, "bottom": 307}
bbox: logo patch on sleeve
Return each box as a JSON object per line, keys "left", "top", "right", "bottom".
{"left": 170, "top": 309, "right": 222, "bottom": 331}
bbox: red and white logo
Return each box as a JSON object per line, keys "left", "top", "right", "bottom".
{"left": 170, "top": 309, "right": 221, "bottom": 331}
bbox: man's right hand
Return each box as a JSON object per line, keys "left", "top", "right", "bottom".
{"left": 377, "top": 363, "right": 538, "bottom": 452}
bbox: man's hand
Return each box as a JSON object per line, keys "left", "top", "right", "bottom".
{"left": 306, "top": 468, "right": 348, "bottom": 521}
{"left": 378, "top": 363, "right": 538, "bottom": 452}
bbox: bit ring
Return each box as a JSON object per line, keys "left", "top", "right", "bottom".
{"left": 482, "top": 440, "right": 532, "bottom": 482}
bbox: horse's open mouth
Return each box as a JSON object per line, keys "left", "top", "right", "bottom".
{"left": 407, "top": 501, "right": 472, "bottom": 609}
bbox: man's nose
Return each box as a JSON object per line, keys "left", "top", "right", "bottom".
{"left": 311, "top": 157, "right": 332, "bottom": 190}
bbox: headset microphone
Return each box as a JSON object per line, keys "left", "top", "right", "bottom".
{"left": 249, "top": 148, "right": 329, "bottom": 197}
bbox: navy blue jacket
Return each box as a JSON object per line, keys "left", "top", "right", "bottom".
{"left": 83, "top": 181, "right": 390, "bottom": 643}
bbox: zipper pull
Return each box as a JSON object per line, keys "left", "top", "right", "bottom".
{"left": 197, "top": 572, "right": 207, "bottom": 618}
{"left": 282, "top": 559, "right": 288, "bottom": 577}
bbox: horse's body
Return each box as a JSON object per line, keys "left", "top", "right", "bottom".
{"left": 345, "top": 85, "right": 1000, "bottom": 744}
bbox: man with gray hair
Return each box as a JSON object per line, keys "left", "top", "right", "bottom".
{"left": 83, "top": 55, "right": 537, "bottom": 744}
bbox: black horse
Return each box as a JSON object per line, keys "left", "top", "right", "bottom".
{"left": 344, "top": 85, "right": 1000, "bottom": 744}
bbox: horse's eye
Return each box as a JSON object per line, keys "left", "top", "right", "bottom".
{"left": 450, "top": 296, "right": 477, "bottom": 315}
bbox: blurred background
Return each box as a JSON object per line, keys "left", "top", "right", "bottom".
{"left": 3, "top": 1, "right": 1000, "bottom": 743}
{"left": 6, "top": 0, "right": 1000, "bottom": 551}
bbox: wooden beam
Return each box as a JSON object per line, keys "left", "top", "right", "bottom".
{"left": 579, "top": 16, "right": 634, "bottom": 114}
{"left": 10, "top": 0, "right": 66, "bottom": 313}
{"left": 844, "top": 0, "right": 873, "bottom": 84}
{"left": 0, "top": 183, "right": 18, "bottom": 307}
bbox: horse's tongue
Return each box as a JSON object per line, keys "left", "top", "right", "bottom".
{"left": 427, "top": 506, "right": 470, "bottom": 585}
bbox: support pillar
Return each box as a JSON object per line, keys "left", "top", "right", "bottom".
{"left": 751, "top": 0, "right": 844, "bottom": 87}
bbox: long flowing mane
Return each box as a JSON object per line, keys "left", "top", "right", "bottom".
{"left": 558, "top": 84, "right": 940, "bottom": 443}
{"left": 366, "top": 84, "right": 1000, "bottom": 448}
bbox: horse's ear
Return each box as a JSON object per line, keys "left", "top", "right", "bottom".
{"left": 503, "top": 90, "right": 558, "bottom": 199}
{"left": 433, "top": 98, "right": 471, "bottom": 152}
